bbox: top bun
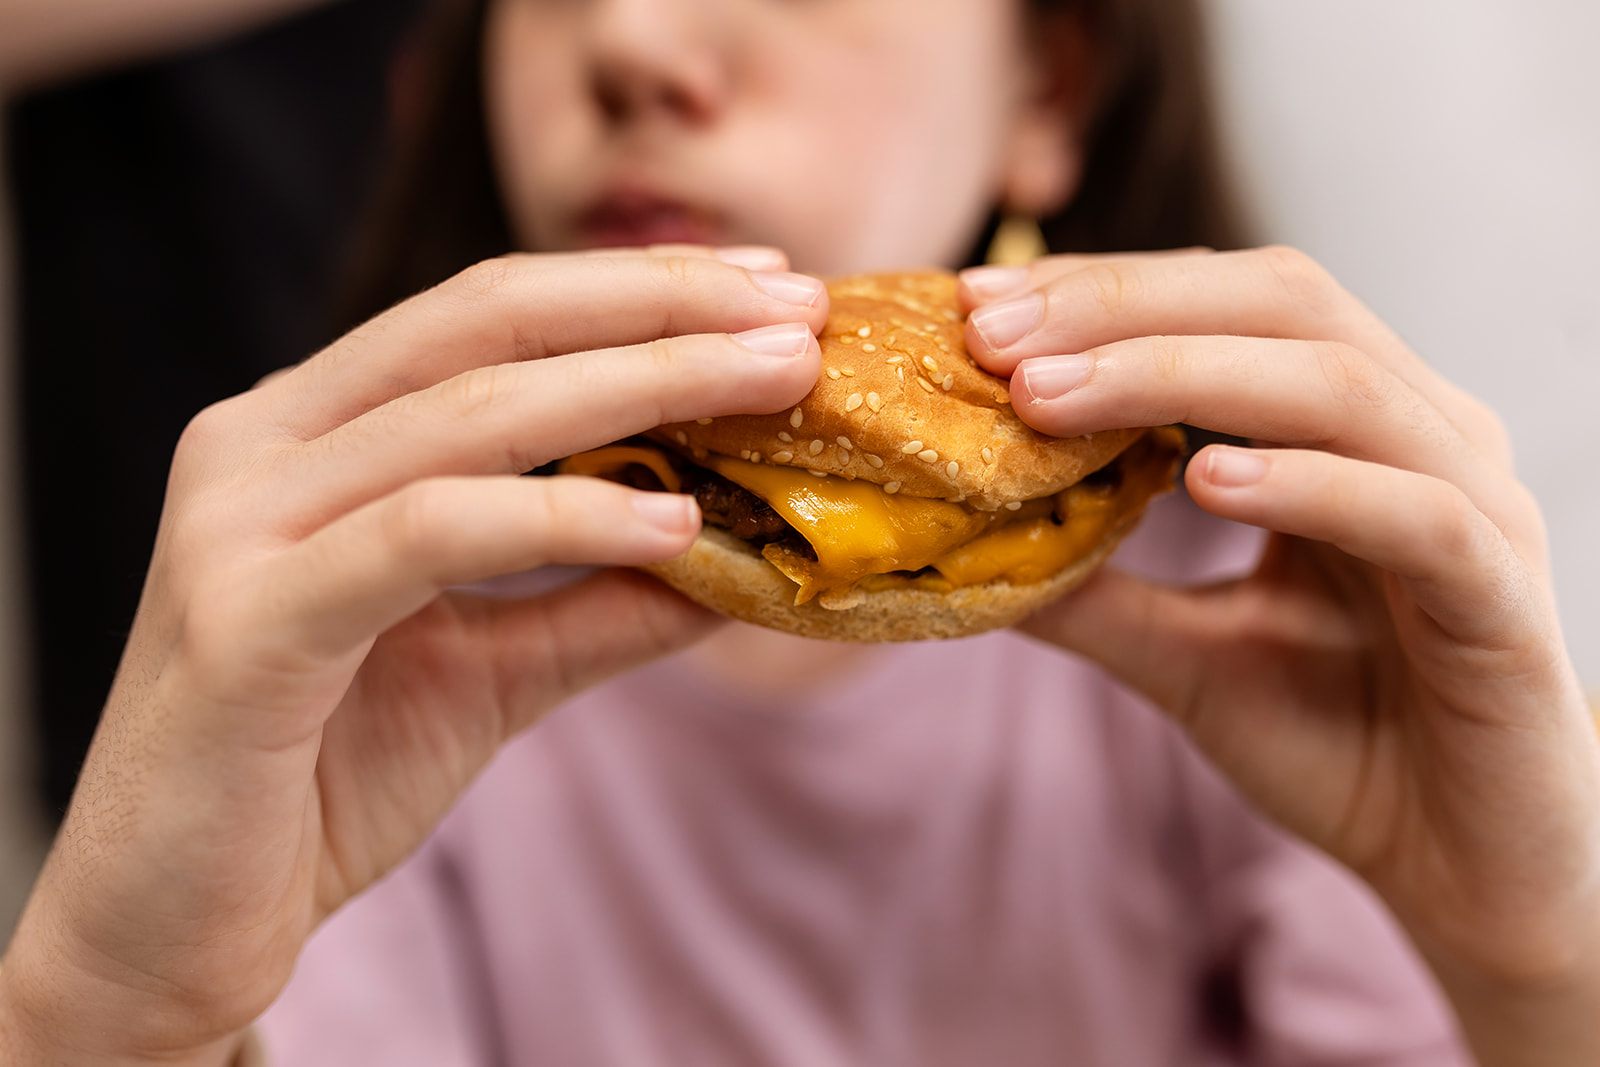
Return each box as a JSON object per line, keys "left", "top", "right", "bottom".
{"left": 655, "top": 271, "right": 1141, "bottom": 510}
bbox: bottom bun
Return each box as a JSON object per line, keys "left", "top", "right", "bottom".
{"left": 643, "top": 512, "right": 1146, "bottom": 643}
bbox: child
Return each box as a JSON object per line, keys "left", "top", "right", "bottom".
{"left": 2, "top": 0, "right": 1595, "bottom": 1064}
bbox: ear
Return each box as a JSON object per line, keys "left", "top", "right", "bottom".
{"left": 1000, "top": 11, "right": 1096, "bottom": 219}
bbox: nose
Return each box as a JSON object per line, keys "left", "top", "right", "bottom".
{"left": 587, "top": 0, "right": 728, "bottom": 126}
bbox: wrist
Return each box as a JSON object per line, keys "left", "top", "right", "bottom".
{"left": 1427, "top": 935, "right": 1600, "bottom": 1067}
{"left": 0, "top": 946, "right": 246, "bottom": 1067}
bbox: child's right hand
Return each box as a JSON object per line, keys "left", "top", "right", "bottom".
{"left": 0, "top": 247, "right": 826, "bottom": 1066}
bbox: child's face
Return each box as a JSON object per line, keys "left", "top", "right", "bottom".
{"left": 485, "top": 0, "right": 1079, "bottom": 275}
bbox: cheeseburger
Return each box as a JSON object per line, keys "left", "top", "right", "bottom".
{"left": 562, "top": 271, "right": 1183, "bottom": 641}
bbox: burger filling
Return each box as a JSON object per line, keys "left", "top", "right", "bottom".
{"left": 560, "top": 428, "right": 1182, "bottom": 605}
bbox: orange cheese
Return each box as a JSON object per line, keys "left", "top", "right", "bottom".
{"left": 701, "top": 453, "right": 989, "bottom": 603}
{"left": 930, "top": 485, "right": 1119, "bottom": 587}
{"left": 558, "top": 446, "right": 682, "bottom": 492}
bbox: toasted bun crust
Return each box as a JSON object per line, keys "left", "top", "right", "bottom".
{"left": 645, "top": 514, "right": 1144, "bottom": 643}
{"left": 654, "top": 271, "right": 1141, "bottom": 510}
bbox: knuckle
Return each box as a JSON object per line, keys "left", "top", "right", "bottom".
{"left": 382, "top": 480, "right": 453, "bottom": 563}
{"left": 435, "top": 363, "right": 513, "bottom": 421}
{"left": 1145, "top": 335, "right": 1188, "bottom": 387}
{"left": 641, "top": 336, "right": 679, "bottom": 378}
{"left": 174, "top": 571, "right": 258, "bottom": 692}
{"left": 653, "top": 254, "right": 704, "bottom": 292}
{"left": 1424, "top": 480, "right": 1491, "bottom": 564}
{"left": 174, "top": 398, "right": 237, "bottom": 461}
{"left": 1257, "top": 245, "right": 1339, "bottom": 308}
{"left": 1311, "top": 341, "right": 1387, "bottom": 413}
{"left": 1082, "top": 261, "right": 1142, "bottom": 315}
{"left": 450, "top": 256, "right": 521, "bottom": 305}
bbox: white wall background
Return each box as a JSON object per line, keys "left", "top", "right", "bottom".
{"left": 1205, "top": 0, "right": 1600, "bottom": 685}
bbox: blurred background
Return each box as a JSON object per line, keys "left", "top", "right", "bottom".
{"left": 0, "top": 0, "right": 1596, "bottom": 937}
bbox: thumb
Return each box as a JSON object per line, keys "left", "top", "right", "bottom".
{"left": 482, "top": 567, "right": 720, "bottom": 735}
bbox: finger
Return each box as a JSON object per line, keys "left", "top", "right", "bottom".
{"left": 1006, "top": 335, "right": 1482, "bottom": 490}
{"left": 1186, "top": 444, "right": 1537, "bottom": 648}
{"left": 961, "top": 247, "right": 1477, "bottom": 428}
{"left": 479, "top": 567, "right": 720, "bottom": 737}
{"left": 225, "top": 475, "right": 704, "bottom": 666}
{"left": 256, "top": 247, "right": 824, "bottom": 439}
{"left": 957, "top": 247, "right": 1213, "bottom": 307}
{"left": 277, "top": 323, "right": 820, "bottom": 521}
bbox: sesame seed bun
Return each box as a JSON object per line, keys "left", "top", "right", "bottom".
{"left": 643, "top": 508, "right": 1147, "bottom": 643}
{"left": 635, "top": 270, "right": 1177, "bottom": 643}
{"left": 655, "top": 271, "right": 1142, "bottom": 510}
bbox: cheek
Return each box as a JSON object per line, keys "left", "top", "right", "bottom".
{"left": 484, "top": 8, "right": 592, "bottom": 248}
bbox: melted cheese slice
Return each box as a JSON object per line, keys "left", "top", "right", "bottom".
{"left": 558, "top": 446, "right": 682, "bottom": 492}
{"left": 700, "top": 454, "right": 989, "bottom": 603}
{"left": 929, "top": 485, "right": 1118, "bottom": 587}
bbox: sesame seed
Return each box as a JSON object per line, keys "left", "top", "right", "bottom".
{"left": 866, "top": 392, "right": 883, "bottom": 412}
{"left": 865, "top": 454, "right": 884, "bottom": 468}
{"left": 946, "top": 461, "right": 960, "bottom": 478}
{"left": 841, "top": 335, "right": 855, "bottom": 344}
{"left": 696, "top": 417, "right": 714, "bottom": 425}
{"left": 916, "top": 377, "right": 936, "bottom": 393}
{"left": 845, "top": 393, "right": 864, "bottom": 412}
{"left": 858, "top": 326, "right": 871, "bottom": 338}
{"left": 862, "top": 343, "right": 876, "bottom": 353}
{"left": 808, "top": 469, "right": 828, "bottom": 477}
{"left": 921, "top": 356, "right": 939, "bottom": 373}
{"left": 842, "top": 368, "right": 856, "bottom": 376}
{"left": 902, "top": 440, "right": 924, "bottom": 454}
{"left": 1005, "top": 501, "right": 1023, "bottom": 511}
{"left": 790, "top": 409, "right": 804, "bottom": 428}
{"left": 809, "top": 439, "right": 825, "bottom": 456}
{"left": 739, "top": 449, "right": 751, "bottom": 460}
{"left": 774, "top": 450, "right": 794, "bottom": 463}
{"left": 884, "top": 481, "right": 902, "bottom": 494}
{"left": 675, "top": 431, "right": 689, "bottom": 445}
{"left": 826, "top": 368, "right": 842, "bottom": 380}
{"left": 896, "top": 367, "right": 904, "bottom": 381}
{"left": 982, "top": 447, "right": 995, "bottom": 464}
{"left": 885, "top": 355, "right": 904, "bottom": 364}
{"left": 750, "top": 451, "right": 761, "bottom": 463}
{"left": 778, "top": 431, "right": 794, "bottom": 443}
{"left": 918, "top": 449, "right": 939, "bottom": 464}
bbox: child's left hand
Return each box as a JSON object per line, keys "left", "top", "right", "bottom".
{"left": 960, "top": 248, "right": 1599, "bottom": 1065}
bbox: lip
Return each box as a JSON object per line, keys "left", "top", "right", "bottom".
{"left": 576, "top": 190, "right": 725, "bottom": 249}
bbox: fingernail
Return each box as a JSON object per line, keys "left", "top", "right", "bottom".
{"left": 1206, "top": 447, "right": 1268, "bottom": 487}
{"left": 969, "top": 293, "right": 1043, "bottom": 350}
{"left": 752, "top": 271, "right": 825, "bottom": 308}
{"left": 733, "top": 321, "right": 815, "bottom": 357}
{"left": 715, "top": 245, "right": 787, "bottom": 271}
{"left": 1018, "top": 354, "right": 1092, "bottom": 401}
{"left": 632, "top": 492, "right": 699, "bottom": 534}
{"left": 959, "top": 265, "right": 1030, "bottom": 302}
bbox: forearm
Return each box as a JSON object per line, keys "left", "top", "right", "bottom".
{"left": 0, "top": 0, "right": 335, "bottom": 92}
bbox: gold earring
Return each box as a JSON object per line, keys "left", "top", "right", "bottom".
{"left": 985, "top": 214, "right": 1048, "bottom": 267}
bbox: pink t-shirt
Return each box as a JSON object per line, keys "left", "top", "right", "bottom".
{"left": 260, "top": 496, "right": 1468, "bottom": 1065}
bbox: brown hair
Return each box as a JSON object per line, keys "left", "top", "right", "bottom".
{"left": 342, "top": 0, "right": 1248, "bottom": 329}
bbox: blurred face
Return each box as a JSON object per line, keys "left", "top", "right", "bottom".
{"left": 484, "top": 0, "right": 1079, "bottom": 275}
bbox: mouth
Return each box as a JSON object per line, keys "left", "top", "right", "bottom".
{"left": 576, "top": 192, "right": 725, "bottom": 249}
